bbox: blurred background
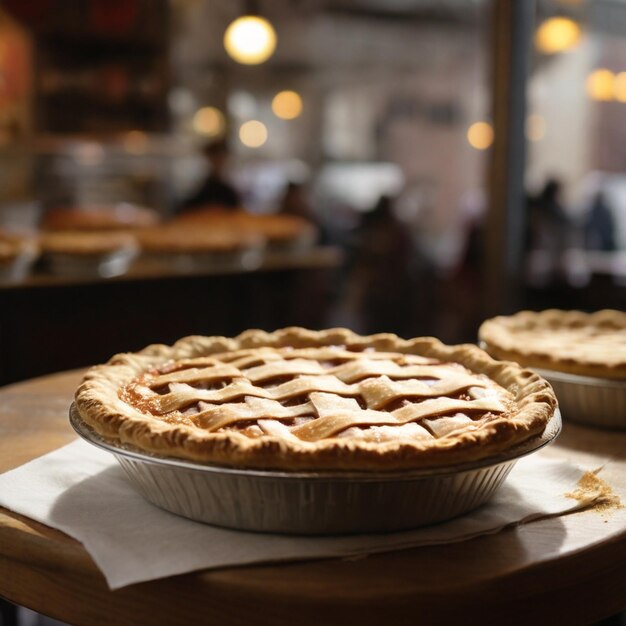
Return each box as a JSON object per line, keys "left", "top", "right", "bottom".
{"left": 0, "top": 0, "right": 624, "bottom": 387}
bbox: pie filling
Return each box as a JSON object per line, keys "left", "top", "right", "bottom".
{"left": 119, "top": 346, "right": 513, "bottom": 445}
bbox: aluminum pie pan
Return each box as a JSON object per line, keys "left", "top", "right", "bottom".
{"left": 69, "top": 404, "right": 561, "bottom": 535}
{"left": 0, "top": 255, "right": 35, "bottom": 283}
{"left": 44, "top": 248, "right": 137, "bottom": 278}
{"left": 531, "top": 367, "right": 626, "bottom": 431}
{"left": 140, "top": 247, "right": 264, "bottom": 273}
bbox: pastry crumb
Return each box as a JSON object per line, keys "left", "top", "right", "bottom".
{"left": 565, "top": 469, "right": 623, "bottom": 513}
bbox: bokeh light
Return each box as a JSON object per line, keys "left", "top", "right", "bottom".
{"left": 272, "top": 90, "right": 303, "bottom": 120}
{"left": 224, "top": 16, "right": 277, "bottom": 65}
{"left": 586, "top": 68, "right": 615, "bottom": 101}
{"left": 467, "top": 121, "right": 494, "bottom": 150}
{"left": 535, "top": 17, "right": 582, "bottom": 54}
{"left": 192, "top": 107, "right": 226, "bottom": 137}
{"left": 239, "top": 120, "right": 268, "bottom": 148}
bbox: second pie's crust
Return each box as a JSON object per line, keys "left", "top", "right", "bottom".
{"left": 479, "top": 309, "right": 626, "bottom": 380}
{"left": 75, "top": 327, "right": 557, "bottom": 471}
{"left": 39, "top": 231, "right": 138, "bottom": 256}
{"left": 0, "top": 232, "right": 38, "bottom": 263}
{"left": 136, "top": 225, "right": 262, "bottom": 254}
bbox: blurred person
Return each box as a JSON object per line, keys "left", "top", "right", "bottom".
{"left": 343, "top": 194, "right": 417, "bottom": 335}
{"left": 180, "top": 139, "right": 241, "bottom": 212}
{"left": 278, "top": 181, "right": 328, "bottom": 245}
{"left": 527, "top": 178, "right": 570, "bottom": 250}
{"left": 584, "top": 190, "right": 616, "bottom": 252}
{"left": 525, "top": 178, "right": 572, "bottom": 286}
{"left": 434, "top": 188, "right": 487, "bottom": 343}
{"left": 279, "top": 181, "right": 311, "bottom": 219}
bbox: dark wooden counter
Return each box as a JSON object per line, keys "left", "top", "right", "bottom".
{"left": 0, "top": 248, "right": 342, "bottom": 385}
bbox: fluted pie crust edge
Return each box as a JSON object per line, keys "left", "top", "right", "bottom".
{"left": 74, "top": 327, "right": 557, "bottom": 471}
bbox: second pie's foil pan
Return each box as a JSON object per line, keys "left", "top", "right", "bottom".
{"left": 140, "top": 247, "right": 264, "bottom": 274}
{"left": 69, "top": 405, "right": 561, "bottom": 535}
{"left": 44, "top": 248, "right": 138, "bottom": 279}
{"left": 532, "top": 368, "right": 626, "bottom": 431}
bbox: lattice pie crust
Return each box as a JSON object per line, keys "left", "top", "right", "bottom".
{"left": 74, "top": 328, "right": 557, "bottom": 471}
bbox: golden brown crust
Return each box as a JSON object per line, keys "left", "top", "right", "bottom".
{"left": 173, "top": 209, "right": 317, "bottom": 247}
{"left": 74, "top": 328, "right": 557, "bottom": 471}
{"left": 41, "top": 205, "right": 159, "bottom": 232}
{"left": 136, "top": 225, "right": 262, "bottom": 254}
{"left": 39, "top": 231, "right": 138, "bottom": 256}
{"left": 479, "top": 309, "right": 626, "bottom": 380}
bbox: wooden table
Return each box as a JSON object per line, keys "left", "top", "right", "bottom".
{"left": 1, "top": 370, "right": 625, "bottom": 626}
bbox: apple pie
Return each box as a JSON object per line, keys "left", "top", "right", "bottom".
{"left": 74, "top": 327, "right": 557, "bottom": 471}
{"left": 479, "top": 309, "right": 626, "bottom": 380}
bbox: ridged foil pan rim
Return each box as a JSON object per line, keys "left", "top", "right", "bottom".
{"left": 532, "top": 367, "right": 626, "bottom": 389}
{"left": 533, "top": 368, "right": 626, "bottom": 431}
{"left": 69, "top": 404, "right": 561, "bottom": 482}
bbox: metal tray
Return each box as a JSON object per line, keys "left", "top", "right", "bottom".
{"left": 533, "top": 368, "right": 626, "bottom": 431}
{"left": 70, "top": 404, "right": 561, "bottom": 535}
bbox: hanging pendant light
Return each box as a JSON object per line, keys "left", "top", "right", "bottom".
{"left": 535, "top": 16, "right": 581, "bottom": 54}
{"left": 224, "top": 1, "right": 276, "bottom": 65}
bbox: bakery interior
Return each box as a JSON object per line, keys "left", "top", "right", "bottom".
{"left": 0, "top": 0, "right": 621, "bottom": 386}
{"left": 0, "top": 1, "right": 625, "bottom": 625}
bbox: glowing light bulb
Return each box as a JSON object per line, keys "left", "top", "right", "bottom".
{"left": 239, "top": 120, "right": 268, "bottom": 148}
{"left": 272, "top": 90, "right": 303, "bottom": 120}
{"left": 586, "top": 69, "right": 615, "bottom": 101}
{"left": 192, "top": 107, "right": 226, "bottom": 137}
{"left": 535, "top": 17, "right": 581, "bottom": 54}
{"left": 224, "top": 16, "right": 277, "bottom": 65}
{"left": 467, "top": 122, "right": 493, "bottom": 150}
